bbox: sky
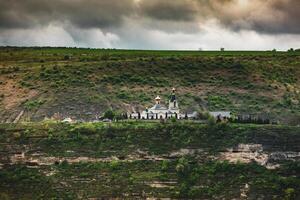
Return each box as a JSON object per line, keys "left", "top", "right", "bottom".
{"left": 0, "top": 0, "right": 300, "bottom": 50}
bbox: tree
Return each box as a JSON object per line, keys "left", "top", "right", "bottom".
{"left": 103, "top": 109, "right": 115, "bottom": 120}
{"left": 64, "top": 55, "right": 70, "bottom": 60}
{"left": 220, "top": 47, "right": 225, "bottom": 51}
{"left": 114, "top": 111, "right": 126, "bottom": 121}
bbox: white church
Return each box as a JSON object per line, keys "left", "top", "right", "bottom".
{"left": 129, "top": 88, "right": 198, "bottom": 120}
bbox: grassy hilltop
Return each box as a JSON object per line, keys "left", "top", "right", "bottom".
{"left": 0, "top": 47, "right": 300, "bottom": 123}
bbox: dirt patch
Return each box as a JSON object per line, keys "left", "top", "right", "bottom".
{"left": 147, "top": 181, "right": 176, "bottom": 189}
{"left": 220, "top": 144, "right": 269, "bottom": 167}
{"left": 9, "top": 153, "right": 169, "bottom": 166}
{"left": 219, "top": 144, "right": 300, "bottom": 169}
{"left": 169, "top": 148, "right": 204, "bottom": 157}
{"left": 220, "top": 152, "right": 269, "bottom": 166}
{"left": 1, "top": 79, "right": 38, "bottom": 110}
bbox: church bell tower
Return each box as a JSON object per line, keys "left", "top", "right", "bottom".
{"left": 169, "top": 88, "right": 179, "bottom": 111}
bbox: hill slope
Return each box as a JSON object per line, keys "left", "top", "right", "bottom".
{"left": 0, "top": 47, "right": 300, "bottom": 124}
{"left": 0, "top": 122, "right": 299, "bottom": 199}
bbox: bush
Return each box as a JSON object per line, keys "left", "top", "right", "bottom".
{"left": 171, "top": 117, "right": 177, "bottom": 123}
{"left": 100, "top": 53, "right": 110, "bottom": 61}
{"left": 64, "top": 55, "right": 70, "bottom": 60}
{"left": 71, "top": 123, "right": 97, "bottom": 135}
{"left": 199, "top": 112, "right": 210, "bottom": 120}
{"left": 103, "top": 109, "right": 115, "bottom": 120}
{"left": 24, "top": 100, "right": 44, "bottom": 111}
{"left": 207, "top": 116, "right": 216, "bottom": 127}
{"left": 176, "top": 157, "right": 191, "bottom": 177}
{"left": 284, "top": 188, "right": 295, "bottom": 200}
{"left": 0, "top": 193, "right": 9, "bottom": 200}
{"left": 161, "top": 160, "right": 170, "bottom": 171}
{"left": 109, "top": 160, "right": 120, "bottom": 170}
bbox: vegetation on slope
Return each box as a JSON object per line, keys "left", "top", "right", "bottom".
{"left": 1, "top": 122, "right": 300, "bottom": 156}
{"left": 1, "top": 160, "right": 299, "bottom": 199}
{"left": 0, "top": 47, "right": 299, "bottom": 124}
{"left": 0, "top": 122, "right": 299, "bottom": 199}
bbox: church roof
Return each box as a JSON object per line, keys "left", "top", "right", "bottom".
{"left": 149, "top": 104, "right": 167, "bottom": 111}
{"left": 209, "top": 111, "right": 231, "bottom": 118}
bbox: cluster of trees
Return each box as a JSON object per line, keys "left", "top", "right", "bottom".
{"left": 102, "top": 109, "right": 128, "bottom": 121}
{"left": 231, "top": 115, "right": 271, "bottom": 124}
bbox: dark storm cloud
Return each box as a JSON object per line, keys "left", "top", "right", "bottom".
{"left": 138, "top": 0, "right": 199, "bottom": 21}
{"left": 0, "top": 0, "right": 299, "bottom": 34}
{"left": 0, "top": 0, "right": 135, "bottom": 29}
{"left": 138, "top": 0, "right": 300, "bottom": 34}
{"left": 212, "top": 0, "right": 300, "bottom": 34}
{"left": 256, "top": 0, "right": 300, "bottom": 34}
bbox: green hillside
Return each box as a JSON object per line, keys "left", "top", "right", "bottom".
{"left": 0, "top": 122, "right": 299, "bottom": 199}
{"left": 0, "top": 47, "right": 299, "bottom": 124}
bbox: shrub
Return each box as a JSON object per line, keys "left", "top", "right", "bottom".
{"left": 171, "top": 117, "right": 177, "bottom": 123}
{"left": 109, "top": 160, "right": 120, "bottom": 170}
{"left": 0, "top": 193, "right": 9, "bottom": 200}
{"left": 161, "top": 160, "right": 170, "bottom": 171}
{"left": 100, "top": 53, "right": 110, "bottom": 61}
{"left": 64, "top": 55, "right": 70, "bottom": 60}
{"left": 284, "top": 188, "right": 295, "bottom": 200}
{"left": 103, "top": 109, "right": 115, "bottom": 120}
{"left": 13, "top": 66, "right": 20, "bottom": 72}
{"left": 199, "top": 112, "right": 210, "bottom": 120}
{"left": 207, "top": 95, "right": 232, "bottom": 109}
{"left": 207, "top": 115, "right": 216, "bottom": 127}
{"left": 176, "top": 157, "right": 191, "bottom": 177}
{"left": 60, "top": 160, "right": 69, "bottom": 168}
{"left": 24, "top": 100, "right": 45, "bottom": 111}
{"left": 117, "top": 91, "right": 132, "bottom": 100}
{"left": 71, "top": 123, "right": 97, "bottom": 135}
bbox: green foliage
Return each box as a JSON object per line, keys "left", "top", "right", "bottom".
{"left": 64, "top": 55, "right": 70, "bottom": 60}
{"left": 173, "top": 159, "right": 300, "bottom": 199}
{"left": 161, "top": 160, "right": 170, "bottom": 171}
{"left": 207, "top": 115, "right": 216, "bottom": 127}
{"left": 1, "top": 46, "right": 300, "bottom": 124}
{"left": 207, "top": 95, "right": 232, "bottom": 110}
{"left": 103, "top": 109, "right": 115, "bottom": 120}
{"left": 100, "top": 53, "right": 110, "bottom": 61}
{"left": 109, "top": 160, "right": 120, "bottom": 170}
{"left": 24, "top": 100, "right": 45, "bottom": 111}
{"left": 284, "top": 188, "right": 296, "bottom": 200}
{"left": 176, "top": 157, "right": 191, "bottom": 178}
{"left": 0, "top": 122, "right": 300, "bottom": 199}
{"left": 116, "top": 90, "right": 132, "bottom": 100}
{"left": 70, "top": 123, "right": 97, "bottom": 135}
{"left": 198, "top": 112, "right": 210, "bottom": 120}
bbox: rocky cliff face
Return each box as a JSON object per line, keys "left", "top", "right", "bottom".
{"left": 0, "top": 123, "right": 299, "bottom": 199}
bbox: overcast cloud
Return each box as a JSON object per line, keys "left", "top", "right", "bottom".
{"left": 0, "top": 0, "right": 299, "bottom": 50}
